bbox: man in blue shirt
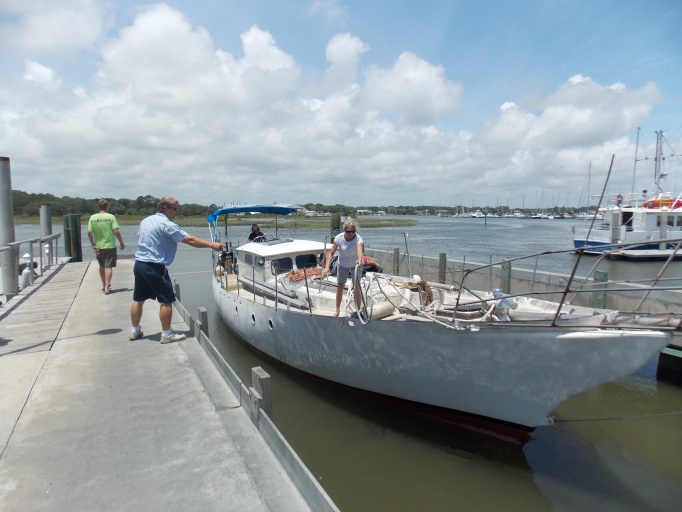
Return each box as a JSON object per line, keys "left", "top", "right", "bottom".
{"left": 130, "top": 197, "right": 223, "bottom": 343}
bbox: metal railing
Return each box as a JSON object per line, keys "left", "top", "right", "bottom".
{"left": 0, "top": 233, "right": 62, "bottom": 286}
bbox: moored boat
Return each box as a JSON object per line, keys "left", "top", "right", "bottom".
{"left": 207, "top": 205, "right": 678, "bottom": 437}
{"left": 572, "top": 188, "right": 682, "bottom": 255}
{"left": 573, "top": 131, "right": 682, "bottom": 256}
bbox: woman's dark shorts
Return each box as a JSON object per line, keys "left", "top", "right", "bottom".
{"left": 133, "top": 260, "right": 176, "bottom": 304}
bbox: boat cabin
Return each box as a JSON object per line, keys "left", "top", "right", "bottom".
{"left": 606, "top": 206, "right": 682, "bottom": 238}
{"left": 235, "top": 238, "right": 326, "bottom": 285}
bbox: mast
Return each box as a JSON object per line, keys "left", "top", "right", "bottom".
{"left": 654, "top": 130, "right": 663, "bottom": 194}
{"left": 630, "top": 127, "right": 640, "bottom": 194}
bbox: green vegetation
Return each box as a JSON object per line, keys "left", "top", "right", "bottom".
{"left": 11, "top": 191, "right": 418, "bottom": 228}
{"left": 12, "top": 190, "right": 594, "bottom": 221}
{"left": 12, "top": 191, "right": 218, "bottom": 218}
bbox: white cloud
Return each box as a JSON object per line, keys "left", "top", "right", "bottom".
{"left": 524, "top": 75, "right": 660, "bottom": 148}
{"left": 358, "top": 52, "right": 463, "bottom": 125}
{"left": 322, "top": 33, "right": 369, "bottom": 92}
{"left": 0, "top": 4, "right": 670, "bottom": 207}
{"left": 307, "top": 0, "right": 348, "bottom": 25}
{"left": 0, "top": 0, "right": 104, "bottom": 54}
{"left": 23, "top": 61, "right": 62, "bottom": 90}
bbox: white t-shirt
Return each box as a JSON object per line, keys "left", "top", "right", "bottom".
{"left": 333, "top": 232, "right": 363, "bottom": 267}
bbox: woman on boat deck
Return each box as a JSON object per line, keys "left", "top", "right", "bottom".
{"left": 322, "top": 217, "right": 364, "bottom": 317}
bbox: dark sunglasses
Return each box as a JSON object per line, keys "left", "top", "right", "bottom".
{"left": 345, "top": 230, "right": 356, "bottom": 234}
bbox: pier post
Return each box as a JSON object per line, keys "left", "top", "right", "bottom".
{"left": 40, "top": 204, "right": 52, "bottom": 236}
{"left": 198, "top": 307, "right": 209, "bottom": 337}
{"left": 331, "top": 213, "right": 341, "bottom": 235}
{"left": 392, "top": 248, "right": 400, "bottom": 275}
{"left": 0, "top": 156, "right": 18, "bottom": 300}
{"left": 438, "top": 253, "right": 446, "bottom": 283}
{"left": 173, "top": 280, "right": 181, "bottom": 302}
{"left": 609, "top": 211, "right": 620, "bottom": 244}
{"left": 251, "top": 366, "right": 273, "bottom": 418}
{"left": 659, "top": 210, "right": 668, "bottom": 250}
{"left": 501, "top": 260, "right": 511, "bottom": 294}
{"left": 62, "top": 214, "right": 83, "bottom": 262}
{"left": 593, "top": 271, "right": 608, "bottom": 309}
{"left": 39, "top": 204, "right": 53, "bottom": 273}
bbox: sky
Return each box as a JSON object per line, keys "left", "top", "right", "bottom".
{"left": 1, "top": 0, "right": 681, "bottom": 209}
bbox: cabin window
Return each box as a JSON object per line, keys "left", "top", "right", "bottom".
{"left": 242, "top": 253, "right": 253, "bottom": 265}
{"left": 271, "top": 257, "right": 293, "bottom": 275}
{"left": 622, "top": 211, "right": 633, "bottom": 231}
{"left": 295, "top": 254, "right": 318, "bottom": 269}
{"left": 657, "top": 215, "right": 677, "bottom": 228}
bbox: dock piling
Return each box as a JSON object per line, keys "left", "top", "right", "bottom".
{"left": 251, "top": 366, "right": 273, "bottom": 418}
{"left": 593, "top": 271, "right": 608, "bottom": 309}
{"left": 0, "top": 156, "right": 18, "bottom": 299}
{"left": 198, "top": 306, "right": 209, "bottom": 337}
{"left": 438, "top": 253, "right": 446, "bottom": 283}
{"left": 62, "top": 214, "right": 83, "bottom": 262}
{"left": 501, "top": 260, "right": 511, "bottom": 294}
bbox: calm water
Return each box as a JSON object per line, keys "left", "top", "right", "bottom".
{"left": 14, "top": 218, "right": 682, "bottom": 511}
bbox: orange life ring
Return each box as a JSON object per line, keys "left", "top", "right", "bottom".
{"left": 643, "top": 197, "right": 673, "bottom": 209}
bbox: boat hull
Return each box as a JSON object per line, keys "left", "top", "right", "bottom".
{"left": 213, "top": 279, "right": 669, "bottom": 429}
{"left": 573, "top": 238, "right": 670, "bottom": 254}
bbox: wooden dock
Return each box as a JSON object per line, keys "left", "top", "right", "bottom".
{"left": 607, "top": 249, "right": 682, "bottom": 261}
{"left": 0, "top": 259, "right": 337, "bottom": 511}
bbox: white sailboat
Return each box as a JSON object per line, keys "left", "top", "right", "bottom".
{"left": 206, "top": 205, "right": 676, "bottom": 437}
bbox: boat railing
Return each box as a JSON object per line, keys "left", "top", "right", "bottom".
{"left": 615, "top": 191, "right": 647, "bottom": 208}
{"left": 365, "top": 239, "right": 682, "bottom": 316}
{"left": 456, "top": 241, "right": 682, "bottom": 320}
{"left": 368, "top": 231, "right": 412, "bottom": 277}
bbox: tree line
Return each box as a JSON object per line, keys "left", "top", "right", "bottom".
{"left": 14, "top": 190, "right": 572, "bottom": 218}
{"left": 12, "top": 191, "right": 219, "bottom": 217}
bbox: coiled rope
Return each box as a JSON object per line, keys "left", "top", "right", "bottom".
{"left": 287, "top": 267, "right": 322, "bottom": 283}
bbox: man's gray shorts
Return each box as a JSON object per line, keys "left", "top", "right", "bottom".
{"left": 97, "top": 248, "right": 117, "bottom": 268}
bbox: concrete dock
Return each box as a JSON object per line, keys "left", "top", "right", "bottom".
{"left": 0, "top": 259, "right": 333, "bottom": 511}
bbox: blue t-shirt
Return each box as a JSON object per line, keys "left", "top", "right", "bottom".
{"left": 333, "top": 232, "right": 363, "bottom": 267}
{"left": 135, "top": 212, "right": 188, "bottom": 265}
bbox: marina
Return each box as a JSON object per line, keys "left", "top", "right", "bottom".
{"left": 4, "top": 217, "right": 682, "bottom": 510}
{"left": 2, "top": 1, "right": 681, "bottom": 509}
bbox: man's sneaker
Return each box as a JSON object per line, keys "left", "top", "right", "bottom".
{"left": 160, "top": 332, "right": 186, "bottom": 344}
{"left": 129, "top": 328, "right": 144, "bottom": 340}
